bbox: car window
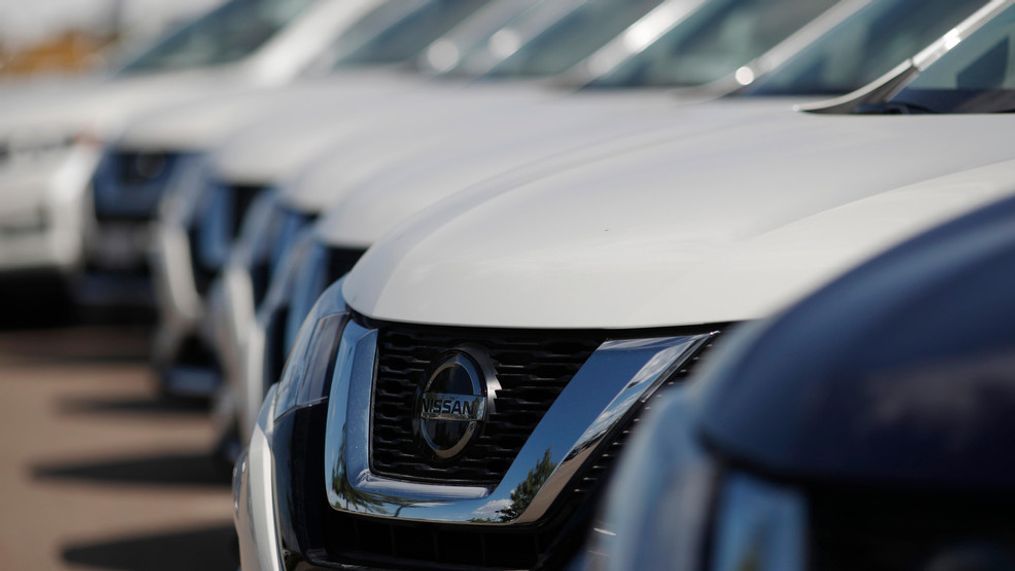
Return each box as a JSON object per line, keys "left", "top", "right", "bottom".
{"left": 586, "top": 0, "right": 838, "bottom": 88}
{"left": 330, "top": 0, "right": 490, "bottom": 67}
{"left": 481, "top": 0, "right": 665, "bottom": 78}
{"left": 888, "top": 3, "right": 1015, "bottom": 112}
{"left": 120, "top": 0, "right": 316, "bottom": 74}
{"left": 749, "top": 0, "right": 988, "bottom": 96}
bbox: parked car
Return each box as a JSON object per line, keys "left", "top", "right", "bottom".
{"left": 220, "top": 0, "right": 988, "bottom": 453}
{"left": 150, "top": 0, "right": 702, "bottom": 399}
{"left": 205, "top": 0, "right": 883, "bottom": 456}
{"left": 147, "top": 0, "right": 516, "bottom": 397}
{"left": 85, "top": 0, "right": 500, "bottom": 305}
{"left": 233, "top": 2, "right": 1015, "bottom": 568}
{"left": 595, "top": 190, "right": 1015, "bottom": 571}
{"left": 0, "top": 0, "right": 380, "bottom": 293}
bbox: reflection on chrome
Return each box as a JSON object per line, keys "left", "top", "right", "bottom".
{"left": 323, "top": 313, "right": 716, "bottom": 525}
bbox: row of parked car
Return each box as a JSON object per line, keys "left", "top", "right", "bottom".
{"left": 3, "top": 0, "right": 1015, "bottom": 569}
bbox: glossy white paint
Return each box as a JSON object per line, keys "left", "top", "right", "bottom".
{"left": 344, "top": 110, "right": 1015, "bottom": 330}
{"left": 0, "top": 0, "right": 382, "bottom": 274}
{"left": 0, "top": 145, "right": 101, "bottom": 272}
{"left": 211, "top": 80, "right": 555, "bottom": 185}
{"left": 309, "top": 98, "right": 798, "bottom": 246}
{"left": 278, "top": 88, "right": 701, "bottom": 214}
{"left": 115, "top": 70, "right": 418, "bottom": 153}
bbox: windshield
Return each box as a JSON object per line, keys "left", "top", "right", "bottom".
{"left": 479, "top": 0, "right": 665, "bottom": 79}
{"left": 586, "top": 0, "right": 838, "bottom": 88}
{"left": 887, "top": 3, "right": 1015, "bottom": 113}
{"left": 420, "top": 0, "right": 545, "bottom": 74}
{"left": 749, "top": 0, "right": 987, "bottom": 96}
{"left": 329, "top": 0, "right": 490, "bottom": 67}
{"left": 119, "top": 0, "right": 316, "bottom": 74}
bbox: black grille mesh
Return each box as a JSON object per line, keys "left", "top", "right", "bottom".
{"left": 370, "top": 324, "right": 606, "bottom": 486}
{"left": 316, "top": 328, "right": 722, "bottom": 570}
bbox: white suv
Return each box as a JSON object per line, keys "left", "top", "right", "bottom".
{"left": 220, "top": 0, "right": 987, "bottom": 451}
{"left": 235, "top": 2, "right": 1015, "bottom": 569}
{"left": 0, "top": 0, "right": 385, "bottom": 298}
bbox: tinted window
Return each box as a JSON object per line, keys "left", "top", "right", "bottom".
{"left": 330, "top": 0, "right": 489, "bottom": 66}
{"left": 120, "top": 0, "right": 315, "bottom": 74}
{"left": 750, "top": 0, "right": 987, "bottom": 96}
{"left": 483, "top": 0, "right": 664, "bottom": 78}
{"left": 889, "top": 4, "right": 1015, "bottom": 113}
{"left": 587, "top": 0, "right": 838, "bottom": 88}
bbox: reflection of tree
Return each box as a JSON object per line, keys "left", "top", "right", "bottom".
{"left": 329, "top": 438, "right": 415, "bottom": 516}
{"left": 497, "top": 449, "right": 556, "bottom": 522}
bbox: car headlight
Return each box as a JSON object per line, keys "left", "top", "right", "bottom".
{"left": 272, "top": 279, "right": 348, "bottom": 421}
{"left": 594, "top": 388, "right": 717, "bottom": 571}
{"left": 595, "top": 387, "right": 807, "bottom": 571}
{"left": 711, "top": 475, "right": 806, "bottom": 571}
{"left": 4, "top": 132, "right": 90, "bottom": 163}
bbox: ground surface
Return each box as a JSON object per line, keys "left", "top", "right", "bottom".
{"left": 0, "top": 322, "right": 235, "bottom": 570}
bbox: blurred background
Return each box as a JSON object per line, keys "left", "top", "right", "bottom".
{"left": 0, "top": 0, "right": 220, "bottom": 78}
{"left": 1, "top": 0, "right": 1004, "bottom": 568}
{"left": 1, "top": 2, "right": 233, "bottom": 570}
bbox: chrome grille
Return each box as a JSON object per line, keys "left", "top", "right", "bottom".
{"left": 370, "top": 323, "right": 605, "bottom": 486}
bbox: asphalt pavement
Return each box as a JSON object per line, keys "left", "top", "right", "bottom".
{"left": 0, "top": 316, "right": 236, "bottom": 570}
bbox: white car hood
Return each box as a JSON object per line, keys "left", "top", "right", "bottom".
{"left": 345, "top": 111, "right": 1015, "bottom": 330}
{"left": 281, "top": 88, "right": 705, "bottom": 213}
{"left": 310, "top": 98, "right": 805, "bottom": 244}
{"left": 116, "top": 69, "right": 418, "bottom": 152}
{"left": 211, "top": 81, "right": 558, "bottom": 185}
{"left": 0, "top": 69, "right": 249, "bottom": 140}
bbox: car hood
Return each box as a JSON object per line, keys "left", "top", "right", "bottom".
{"left": 0, "top": 69, "right": 247, "bottom": 141}
{"left": 210, "top": 80, "right": 560, "bottom": 185}
{"left": 344, "top": 111, "right": 1015, "bottom": 330}
{"left": 282, "top": 88, "right": 705, "bottom": 213}
{"left": 310, "top": 98, "right": 807, "bottom": 244}
{"left": 115, "top": 69, "right": 418, "bottom": 152}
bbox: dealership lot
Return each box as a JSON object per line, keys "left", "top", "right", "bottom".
{"left": 0, "top": 323, "right": 233, "bottom": 571}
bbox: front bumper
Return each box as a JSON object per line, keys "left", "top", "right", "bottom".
{"left": 0, "top": 147, "right": 99, "bottom": 274}
{"left": 235, "top": 385, "right": 284, "bottom": 571}
{"left": 209, "top": 262, "right": 257, "bottom": 456}
{"left": 151, "top": 214, "right": 219, "bottom": 397}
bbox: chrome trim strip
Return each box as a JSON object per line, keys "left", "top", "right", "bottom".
{"left": 324, "top": 323, "right": 715, "bottom": 524}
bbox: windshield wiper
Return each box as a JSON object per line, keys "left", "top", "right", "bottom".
{"left": 853, "top": 100, "right": 937, "bottom": 115}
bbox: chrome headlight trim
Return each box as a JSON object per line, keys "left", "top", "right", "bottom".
{"left": 322, "top": 313, "right": 718, "bottom": 525}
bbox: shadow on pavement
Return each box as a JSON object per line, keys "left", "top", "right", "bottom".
{"left": 0, "top": 274, "right": 76, "bottom": 330}
{"left": 58, "top": 394, "right": 210, "bottom": 418}
{"left": 62, "top": 522, "right": 237, "bottom": 571}
{"left": 0, "top": 273, "right": 155, "bottom": 332}
{"left": 0, "top": 325, "right": 152, "bottom": 366}
{"left": 33, "top": 450, "right": 231, "bottom": 488}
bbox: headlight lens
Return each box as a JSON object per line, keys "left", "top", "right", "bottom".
{"left": 594, "top": 388, "right": 716, "bottom": 571}
{"left": 272, "top": 280, "right": 348, "bottom": 421}
{"left": 711, "top": 474, "right": 807, "bottom": 571}
{"left": 285, "top": 240, "right": 332, "bottom": 350}
{"left": 4, "top": 134, "right": 76, "bottom": 163}
{"left": 594, "top": 387, "right": 807, "bottom": 571}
